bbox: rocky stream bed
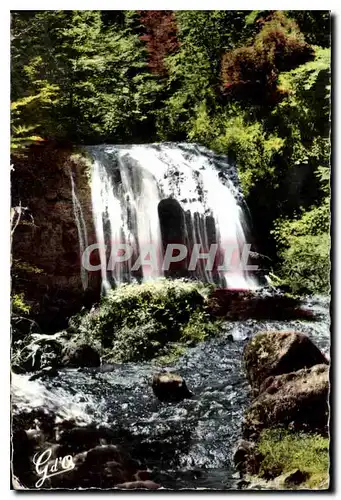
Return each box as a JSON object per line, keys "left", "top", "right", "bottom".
{"left": 11, "top": 295, "right": 330, "bottom": 490}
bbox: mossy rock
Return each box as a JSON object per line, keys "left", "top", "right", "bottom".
{"left": 61, "top": 343, "right": 101, "bottom": 368}
{"left": 244, "top": 331, "right": 328, "bottom": 394}
{"left": 243, "top": 364, "right": 329, "bottom": 438}
{"left": 152, "top": 372, "right": 193, "bottom": 402}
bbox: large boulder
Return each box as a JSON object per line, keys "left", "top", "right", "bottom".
{"left": 233, "top": 439, "right": 263, "bottom": 474}
{"left": 61, "top": 344, "right": 101, "bottom": 368}
{"left": 244, "top": 331, "right": 328, "bottom": 394}
{"left": 152, "top": 372, "right": 193, "bottom": 402}
{"left": 243, "top": 364, "right": 329, "bottom": 438}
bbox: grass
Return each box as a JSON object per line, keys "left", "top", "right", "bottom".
{"left": 256, "top": 428, "right": 330, "bottom": 489}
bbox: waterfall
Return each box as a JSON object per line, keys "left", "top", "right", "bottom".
{"left": 87, "top": 143, "right": 257, "bottom": 290}
{"left": 69, "top": 170, "right": 89, "bottom": 290}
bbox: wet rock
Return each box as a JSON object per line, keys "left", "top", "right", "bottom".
{"left": 244, "top": 331, "right": 328, "bottom": 394}
{"left": 233, "top": 440, "right": 254, "bottom": 469}
{"left": 84, "top": 444, "right": 129, "bottom": 466}
{"left": 233, "top": 439, "right": 263, "bottom": 474}
{"left": 62, "top": 344, "right": 101, "bottom": 368}
{"left": 12, "top": 408, "right": 155, "bottom": 490}
{"left": 116, "top": 480, "right": 161, "bottom": 490}
{"left": 237, "top": 479, "right": 250, "bottom": 489}
{"left": 243, "top": 364, "right": 329, "bottom": 438}
{"left": 29, "top": 366, "right": 59, "bottom": 381}
{"left": 152, "top": 372, "right": 193, "bottom": 402}
{"left": 11, "top": 364, "right": 26, "bottom": 374}
{"left": 207, "top": 289, "right": 304, "bottom": 321}
{"left": 57, "top": 425, "right": 120, "bottom": 453}
{"left": 13, "top": 333, "right": 65, "bottom": 372}
{"left": 62, "top": 444, "right": 141, "bottom": 489}
{"left": 284, "top": 469, "right": 310, "bottom": 486}
{"left": 134, "top": 470, "right": 151, "bottom": 481}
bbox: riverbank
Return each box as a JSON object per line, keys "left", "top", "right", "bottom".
{"left": 234, "top": 327, "right": 330, "bottom": 490}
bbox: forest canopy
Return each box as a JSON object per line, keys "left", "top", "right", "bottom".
{"left": 10, "top": 10, "right": 331, "bottom": 294}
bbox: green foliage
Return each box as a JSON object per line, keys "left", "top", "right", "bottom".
{"left": 272, "top": 200, "right": 330, "bottom": 294}
{"left": 210, "top": 113, "right": 284, "bottom": 195}
{"left": 274, "top": 46, "right": 330, "bottom": 167}
{"left": 221, "top": 11, "right": 313, "bottom": 102}
{"left": 257, "top": 428, "right": 329, "bottom": 489}
{"left": 76, "top": 279, "right": 219, "bottom": 362}
{"left": 287, "top": 11, "right": 330, "bottom": 48}
{"left": 156, "top": 11, "right": 253, "bottom": 140}
{"left": 11, "top": 293, "right": 31, "bottom": 315}
{"left": 12, "top": 259, "right": 43, "bottom": 276}
{"left": 11, "top": 11, "right": 161, "bottom": 142}
{"left": 181, "top": 310, "right": 221, "bottom": 343}
{"left": 10, "top": 95, "right": 46, "bottom": 153}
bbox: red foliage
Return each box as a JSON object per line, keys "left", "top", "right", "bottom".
{"left": 139, "top": 11, "right": 179, "bottom": 76}
{"left": 221, "top": 11, "right": 314, "bottom": 104}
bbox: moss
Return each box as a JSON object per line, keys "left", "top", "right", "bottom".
{"left": 255, "top": 428, "right": 329, "bottom": 489}
{"left": 155, "top": 344, "right": 186, "bottom": 366}
{"left": 71, "top": 148, "right": 93, "bottom": 181}
{"left": 74, "top": 279, "right": 220, "bottom": 362}
{"left": 244, "top": 332, "right": 276, "bottom": 387}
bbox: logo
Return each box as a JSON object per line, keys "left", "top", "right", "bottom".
{"left": 33, "top": 448, "right": 75, "bottom": 488}
{"left": 81, "top": 242, "right": 258, "bottom": 273}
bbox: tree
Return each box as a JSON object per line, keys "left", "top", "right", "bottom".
{"left": 221, "top": 11, "right": 314, "bottom": 104}
{"left": 11, "top": 10, "right": 162, "bottom": 142}
{"left": 139, "top": 11, "right": 178, "bottom": 76}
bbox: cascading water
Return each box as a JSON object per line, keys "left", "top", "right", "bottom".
{"left": 70, "top": 169, "right": 89, "bottom": 290}
{"left": 88, "top": 143, "right": 257, "bottom": 291}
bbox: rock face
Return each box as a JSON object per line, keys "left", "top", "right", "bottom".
{"left": 244, "top": 331, "right": 328, "bottom": 394}
{"left": 243, "top": 364, "right": 329, "bottom": 438}
{"left": 11, "top": 143, "right": 101, "bottom": 330}
{"left": 206, "top": 290, "right": 308, "bottom": 321}
{"left": 152, "top": 372, "right": 193, "bottom": 402}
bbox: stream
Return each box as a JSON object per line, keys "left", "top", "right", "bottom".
{"left": 12, "top": 295, "right": 330, "bottom": 490}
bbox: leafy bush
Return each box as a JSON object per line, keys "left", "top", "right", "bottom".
{"left": 76, "top": 279, "right": 220, "bottom": 362}
{"left": 272, "top": 200, "right": 330, "bottom": 294}
{"left": 221, "top": 11, "right": 313, "bottom": 102}
{"left": 275, "top": 233, "right": 330, "bottom": 295}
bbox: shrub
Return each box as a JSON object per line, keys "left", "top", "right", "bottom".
{"left": 272, "top": 200, "right": 330, "bottom": 294}
{"left": 221, "top": 11, "right": 313, "bottom": 103}
{"left": 276, "top": 233, "right": 330, "bottom": 295}
{"left": 77, "top": 279, "right": 219, "bottom": 362}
